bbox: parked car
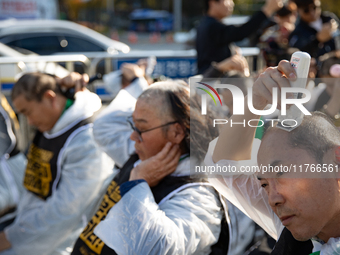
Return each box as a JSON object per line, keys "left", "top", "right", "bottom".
{"left": 0, "top": 19, "right": 130, "bottom": 55}
{"left": 0, "top": 42, "right": 70, "bottom": 97}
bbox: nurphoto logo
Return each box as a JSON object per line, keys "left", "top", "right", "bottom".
{"left": 198, "top": 82, "right": 311, "bottom": 116}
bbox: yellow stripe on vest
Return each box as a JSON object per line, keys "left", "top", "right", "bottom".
{"left": 80, "top": 180, "right": 121, "bottom": 254}
{"left": 0, "top": 94, "right": 20, "bottom": 130}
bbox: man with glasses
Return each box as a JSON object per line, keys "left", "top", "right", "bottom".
{"left": 71, "top": 81, "right": 228, "bottom": 255}
{"left": 289, "top": 0, "right": 339, "bottom": 58}
{"left": 127, "top": 117, "right": 178, "bottom": 142}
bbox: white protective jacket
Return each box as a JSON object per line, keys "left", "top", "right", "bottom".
{"left": 2, "top": 91, "right": 114, "bottom": 255}
{"left": 0, "top": 99, "right": 26, "bottom": 220}
{"left": 0, "top": 153, "right": 26, "bottom": 222}
{"left": 93, "top": 78, "right": 255, "bottom": 255}
{"left": 93, "top": 77, "right": 148, "bottom": 167}
{"left": 94, "top": 157, "right": 223, "bottom": 255}
{"left": 204, "top": 137, "right": 340, "bottom": 255}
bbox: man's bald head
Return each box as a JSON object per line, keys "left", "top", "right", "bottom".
{"left": 262, "top": 112, "right": 340, "bottom": 163}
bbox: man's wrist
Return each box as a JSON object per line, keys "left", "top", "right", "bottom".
{"left": 214, "top": 61, "right": 230, "bottom": 72}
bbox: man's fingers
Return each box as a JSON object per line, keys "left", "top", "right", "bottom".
{"left": 253, "top": 65, "right": 293, "bottom": 110}
{"left": 267, "top": 71, "right": 284, "bottom": 109}
{"left": 241, "top": 57, "right": 250, "bottom": 77}
{"left": 161, "top": 144, "right": 180, "bottom": 165}
{"left": 161, "top": 162, "right": 177, "bottom": 177}
{"left": 234, "top": 46, "right": 242, "bottom": 55}
{"left": 277, "top": 60, "right": 296, "bottom": 81}
{"left": 155, "top": 142, "right": 173, "bottom": 160}
{"left": 165, "top": 147, "right": 181, "bottom": 165}
{"left": 265, "top": 67, "right": 292, "bottom": 107}
{"left": 147, "top": 159, "right": 178, "bottom": 187}
{"left": 74, "top": 74, "right": 88, "bottom": 92}
{"left": 154, "top": 145, "right": 180, "bottom": 179}
{"left": 271, "top": 62, "right": 295, "bottom": 107}
{"left": 242, "top": 57, "right": 249, "bottom": 69}
{"left": 137, "top": 58, "right": 148, "bottom": 68}
{"left": 59, "top": 72, "right": 88, "bottom": 91}
{"left": 75, "top": 81, "right": 82, "bottom": 93}
{"left": 160, "top": 151, "right": 181, "bottom": 177}
{"left": 269, "top": 67, "right": 291, "bottom": 88}
{"left": 231, "top": 56, "right": 247, "bottom": 72}
{"left": 256, "top": 77, "right": 276, "bottom": 105}
{"left": 82, "top": 73, "right": 89, "bottom": 86}
{"left": 233, "top": 55, "right": 249, "bottom": 76}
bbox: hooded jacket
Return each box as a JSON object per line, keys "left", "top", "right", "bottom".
{"left": 2, "top": 91, "right": 113, "bottom": 255}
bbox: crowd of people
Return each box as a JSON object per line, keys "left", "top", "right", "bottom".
{"left": 0, "top": 0, "right": 340, "bottom": 255}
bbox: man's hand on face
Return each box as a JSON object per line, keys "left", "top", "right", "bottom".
{"left": 317, "top": 20, "right": 338, "bottom": 43}
{"left": 252, "top": 60, "right": 297, "bottom": 110}
{"left": 57, "top": 72, "right": 89, "bottom": 93}
{"left": 129, "top": 142, "right": 181, "bottom": 187}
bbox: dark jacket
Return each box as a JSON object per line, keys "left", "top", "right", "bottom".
{"left": 289, "top": 12, "right": 340, "bottom": 58}
{"left": 196, "top": 11, "right": 268, "bottom": 74}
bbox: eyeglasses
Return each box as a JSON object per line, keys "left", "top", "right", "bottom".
{"left": 302, "top": 4, "right": 319, "bottom": 14}
{"left": 127, "top": 116, "right": 178, "bottom": 141}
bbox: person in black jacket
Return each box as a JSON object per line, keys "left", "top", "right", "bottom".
{"left": 196, "top": 0, "right": 283, "bottom": 74}
{"left": 289, "top": 0, "right": 339, "bottom": 59}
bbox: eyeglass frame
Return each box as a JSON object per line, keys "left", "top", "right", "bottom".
{"left": 127, "top": 116, "right": 178, "bottom": 141}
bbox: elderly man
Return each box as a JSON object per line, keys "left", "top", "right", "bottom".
{"left": 0, "top": 73, "right": 113, "bottom": 255}
{"left": 71, "top": 81, "right": 228, "bottom": 255}
{"left": 205, "top": 60, "right": 340, "bottom": 254}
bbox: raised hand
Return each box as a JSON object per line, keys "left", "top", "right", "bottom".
{"left": 129, "top": 142, "right": 181, "bottom": 187}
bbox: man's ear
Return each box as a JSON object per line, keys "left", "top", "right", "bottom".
{"left": 42, "top": 90, "right": 57, "bottom": 105}
{"left": 168, "top": 123, "right": 186, "bottom": 144}
{"left": 43, "top": 90, "right": 56, "bottom": 100}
